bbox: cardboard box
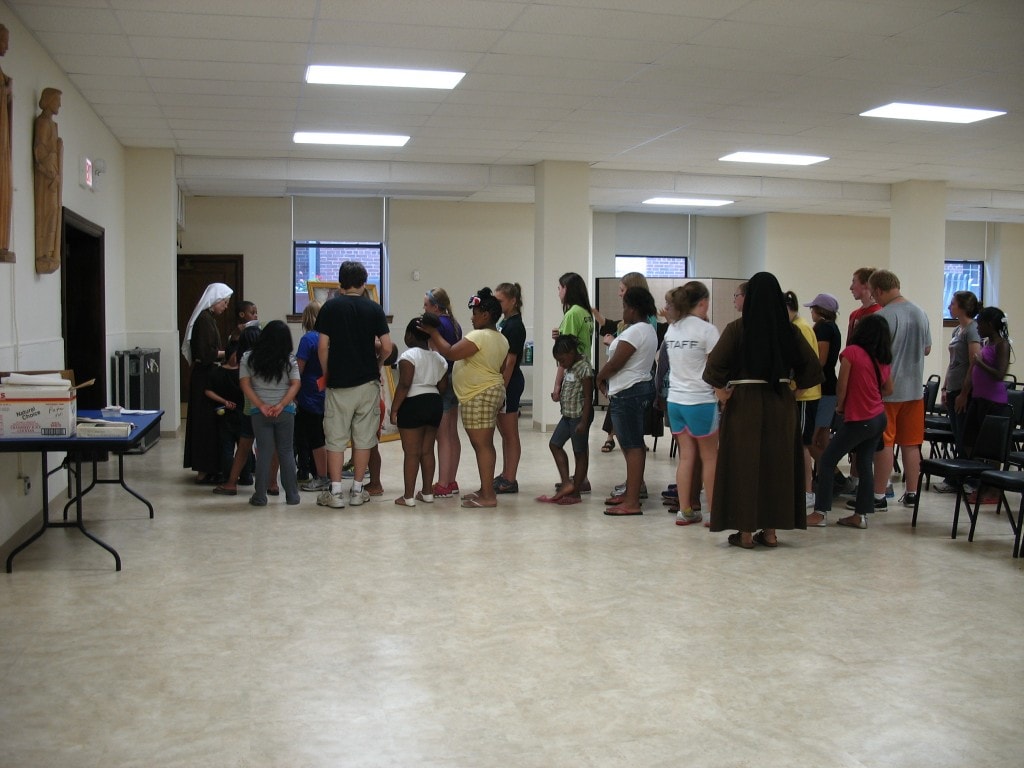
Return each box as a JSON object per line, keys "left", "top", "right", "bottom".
{"left": 0, "top": 370, "right": 95, "bottom": 438}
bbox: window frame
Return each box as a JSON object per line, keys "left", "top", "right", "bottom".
{"left": 942, "top": 260, "right": 984, "bottom": 328}
{"left": 293, "top": 241, "right": 384, "bottom": 315}
{"left": 614, "top": 255, "right": 690, "bottom": 279}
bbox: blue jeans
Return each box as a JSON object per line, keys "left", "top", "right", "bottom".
{"left": 251, "top": 411, "right": 300, "bottom": 504}
{"left": 814, "top": 413, "right": 887, "bottom": 515}
{"left": 609, "top": 379, "right": 655, "bottom": 450}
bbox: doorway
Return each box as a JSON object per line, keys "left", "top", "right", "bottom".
{"left": 61, "top": 208, "right": 106, "bottom": 410}
{"left": 177, "top": 254, "right": 243, "bottom": 405}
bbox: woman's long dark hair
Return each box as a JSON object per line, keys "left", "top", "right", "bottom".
{"left": 849, "top": 313, "right": 892, "bottom": 364}
{"left": 247, "top": 319, "right": 293, "bottom": 383}
{"left": 741, "top": 272, "right": 800, "bottom": 390}
{"left": 559, "top": 272, "right": 592, "bottom": 314}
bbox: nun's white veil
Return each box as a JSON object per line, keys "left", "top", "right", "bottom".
{"left": 180, "top": 283, "right": 233, "bottom": 364}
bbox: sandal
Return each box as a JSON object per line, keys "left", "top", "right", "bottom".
{"left": 604, "top": 505, "right": 642, "bottom": 516}
{"left": 601, "top": 439, "right": 616, "bottom": 453}
{"left": 728, "top": 533, "right": 755, "bottom": 549}
{"left": 752, "top": 530, "right": 778, "bottom": 548}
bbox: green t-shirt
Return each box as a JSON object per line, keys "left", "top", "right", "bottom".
{"left": 559, "top": 305, "right": 594, "bottom": 360}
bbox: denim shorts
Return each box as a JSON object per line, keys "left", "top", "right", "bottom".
{"left": 441, "top": 372, "right": 458, "bottom": 413}
{"left": 550, "top": 415, "right": 589, "bottom": 454}
{"left": 609, "top": 379, "right": 655, "bottom": 450}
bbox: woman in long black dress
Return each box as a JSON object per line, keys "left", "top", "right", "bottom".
{"left": 703, "top": 272, "right": 822, "bottom": 548}
{"left": 182, "top": 282, "right": 233, "bottom": 483}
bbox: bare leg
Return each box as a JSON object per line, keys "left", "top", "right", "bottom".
{"left": 420, "top": 426, "right": 438, "bottom": 492}
{"left": 217, "top": 435, "right": 254, "bottom": 490}
{"left": 696, "top": 434, "right": 717, "bottom": 512}
{"left": 874, "top": 445, "right": 895, "bottom": 495}
{"left": 398, "top": 427, "right": 425, "bottom": 499}
{"left": 436, "top": 407, "right": 461, "bottom": 486}
{"left": 496, "top": 410, "right": 521, "bottom": 482}
{"left": 465, "top": 427, "right": 498, "bottom": 505}
{"left": 901, "top": 444, "right": 922, "bottom": 493}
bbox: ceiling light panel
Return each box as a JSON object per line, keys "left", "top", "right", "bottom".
{"left": 719, "top": 151, "right": 829, "bottom": 166}
{"left": 306, "top": 65, "right": 465, "bottom": 90}
{"left": 643, "top": 197, "right": 734, "bottom": 207}
{"left": 859, "top": 102, "right": 1006, "bottom": 124}
{"left": 293, "top": 132, "right": 410, "bottom": 147}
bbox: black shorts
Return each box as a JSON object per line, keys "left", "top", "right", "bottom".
{"left": 797, "top": 400, "right": 818, "bottom": 447}
{"left": 397, "top": 393, "right": 443, "bottom": 430}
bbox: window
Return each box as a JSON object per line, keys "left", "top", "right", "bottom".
{"left": 943, "top": 260, "right": 983, "bottom": 323}
{"left": 614, "top": 255, "right": 689, "bottom": 278}
{"left": 293, "top": 242, "right": 384, "bottom": 313}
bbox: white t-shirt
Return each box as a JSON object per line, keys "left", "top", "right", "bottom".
{"left": 665, "top": 315, "right": 720, "bottom": 405}
{"left": 399, "top": 347, "right": 448, "bottom": 398}
{"left": 607, "top": 322, "right": 657, "bottom": 396}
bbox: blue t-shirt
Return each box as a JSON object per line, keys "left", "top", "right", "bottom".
{"left": 295, "top": 330, "right": 325, "bottom": 414}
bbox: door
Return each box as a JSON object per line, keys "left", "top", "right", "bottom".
{"left": 61, "top": 208, "right": 106, "bottom": 410}
{"left": 177, "top": 254, "right": 243, "bottom": 405}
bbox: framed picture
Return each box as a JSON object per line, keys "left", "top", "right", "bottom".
{"left": 307, "top": 281, "right": 340, "bottom": 305}
{"left": 307, "top": 281, "right": 398, "bottom": 442}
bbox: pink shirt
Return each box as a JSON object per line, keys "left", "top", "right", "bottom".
{"left": 840, "top": 345, "right": 890, "bottom": 422}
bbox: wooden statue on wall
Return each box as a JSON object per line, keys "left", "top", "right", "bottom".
{"left": 0, "top": 25, "right": 13, "bottom": 263}
{"left": 34, "top": 88, "right": 62, "bottom": 274}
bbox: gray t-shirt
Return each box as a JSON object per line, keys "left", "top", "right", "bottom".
{"left": 944, "top": 320, "right": 980, "bottom": 392}
{"left": 240, "top": 351, "right": 300, "bottom": 414}
{"left": 878, "top": 299, "right": 931, "bottom": 402}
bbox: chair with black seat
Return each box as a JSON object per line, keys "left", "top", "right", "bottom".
{"left": 1005, "top": 388, "right": 1024, "bottom": 451}
{"left": 923, "top": 376, "right": 948, "bottom": 430}
{"left": 911, "top": 414, "right": 1012, "bottom": 539}
{"left": 972, "top": 468, "right": 1024, "bottom": 557}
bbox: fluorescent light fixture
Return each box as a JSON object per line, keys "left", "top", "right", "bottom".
{"left": 643, "top": 197, "right": 734, "bottom": 207}
{"left": 293, "top": 132, "right": 409, "bottom": 147}
{"left": 306, "top": 65, "right": 465, "bottom": 90}
{"left": 720, "top": 151, "right": 828, "bottom": 166}
{"left": 860, "top": 102, "right": 1005, "bottom": 124}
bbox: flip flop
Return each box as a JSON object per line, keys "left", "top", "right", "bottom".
{"left": 604, "top": 506, "right": 642, "bottom": 516}
{"left": 461, "top": 498, "right": 497, "bottom": 508}
{"left": 752, "top": 530, "right": 778, "bottom": 548}
{"left": 536, "top": 495, "right": 558, "bottom": 503}
{"left": 394, "top": 497, "right": 416, "bottom": 507}
{"left": 415, "top": 491, "right": 434, "bottom": 503}
{"left": 461, "top": 491, "right": 481, "bottom": 501}
{"left": 601, "top": 439, "right": 616, "bottom": 453}
{"left": 212, "top": 486, "right": 237, "bottom": 496}
{"left": 556, "top": 495, "right": 582, "bottom": 505}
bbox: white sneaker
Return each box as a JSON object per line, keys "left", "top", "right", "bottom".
{"left": 316, "top": 489, "right": 346, "bottom": 508}
{"left": 301, "top": 476, "right": 330, "bottom": 492}
{"left": 675, "top": 509, "right": 703, "bottom": 526}
{"left": 349, "top": 488, "right": 370, "bottom": 506}
{"left": 933, "top": 481, "right": 957, "bottom": 494}
{"left": 805, "top": 491, "right": 816, "bottom": 508}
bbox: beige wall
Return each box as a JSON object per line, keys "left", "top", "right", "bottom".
{"left": 0, "top": 5, "right": 129, "bottom": 552}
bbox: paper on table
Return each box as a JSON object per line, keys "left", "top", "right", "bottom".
{"left": 120, "top": 409, "right": 160, "bottom": 415}
{"left": 2, "top": 372, "right": 71, "bottom": 387}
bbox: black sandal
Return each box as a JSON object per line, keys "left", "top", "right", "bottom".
{"left": 601, "top": 439, "right": 616, "bottom": 453}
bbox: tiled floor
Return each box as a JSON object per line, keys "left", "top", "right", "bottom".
{"left": 1, "top": 425, "right": 1022, "bottom": 767}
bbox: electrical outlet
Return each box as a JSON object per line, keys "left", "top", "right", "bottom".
{"left": 22, "top": 476, "right": 31, "bottom": 496}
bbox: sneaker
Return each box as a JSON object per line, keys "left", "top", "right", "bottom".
{"left": 662, "top": 487, "right": 679, "bottom": 501}
{"left": 493, "top": 476, "right": 519, "bottom": 494}
{"left": 837, "top": 478, "right": 858, "bottom": 497}
{"left": 613, "top": 481, "right": 648, "bottom": 499}
{"left": 805, "top": 491, "right": 816, "bottom": 508}
{"left": 432, "top": 483, "right": 452, "bottom": 497}
{"left": 341, "top": 468, "right": 355, "bottom": 479}
{"left": 847, "top": 497, "right": 886, "bottom": 511}
{"left": 885, "top": 483, "right": 894, "bottom": 499}
{"left": 301, "top": 476, "right": 330, "bottom": 492}
{"left": 349, "top": 488, "right": 370, "bottom": 506}
{"left": 932, "top": 481, "right": 957, "bottom": 494}
{"left": 899, "top": 492, "right": 918, "bottom": 507}
{"left": 967, "top": 490, "right": 999, "bottom": 505}
{"left": 316, "top": 489, "right": 346, "bottom": 508}
{"left": 675, "top": 508, "right": 703, "bottom": 526}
